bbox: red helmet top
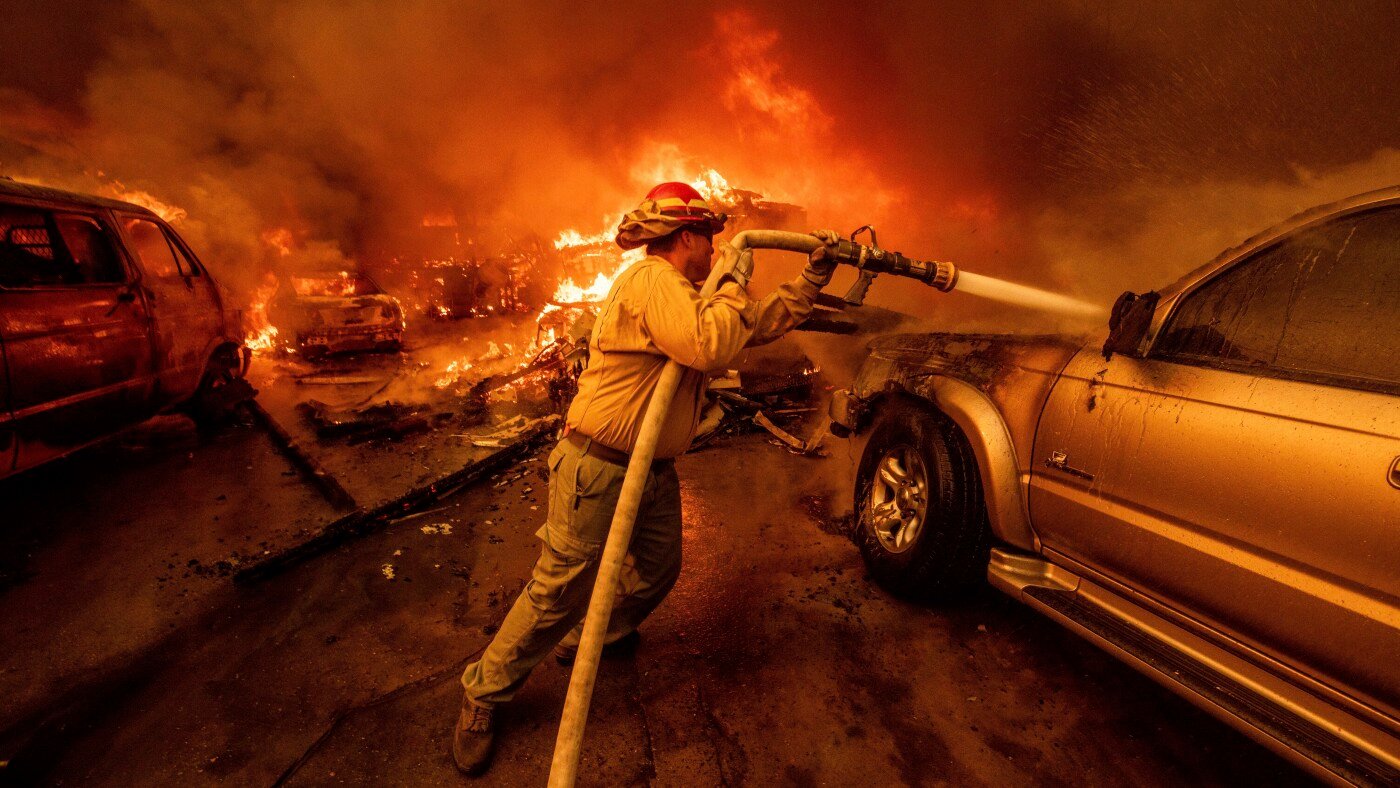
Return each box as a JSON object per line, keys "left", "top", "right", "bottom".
{"left": 614, "top": 181, "right": 728, "bottom": 250}
{"left": 644, "top": 182, "right": 725, "bottom": 228}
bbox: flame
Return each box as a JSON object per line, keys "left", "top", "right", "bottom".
{"left": 421, "top": 212, "right": 457, "bottom": 227}
{"left": 689, "top": 169, "right": 734, "bottom": 203}
{"left": 292, "top": 270, "right": 362, "bottom": 297}
{"left": 243, "top": 273, "right": 281, "bottom": 355}
{"left": 553, "top": 227, "right": 613, "bottom": 250}
{"left": 103, "top": 182, "right": 189, "bottom": 224}
{"left": 719, "top": 11, "right": 832, "bottom": 138}
{"left": 434, "top": 357, "right": 474, "bottom": 388}
{"left": 10, "top": 176, "right": 191, "bottom": 224}
{"left": 261, "top": 227, "right": 295, "bottom": 257}
{"left": 547, "top": 166, "right": 737, "bottom": 311}
{"left": 436, "top": 164, "right": 745, "bottom": 395}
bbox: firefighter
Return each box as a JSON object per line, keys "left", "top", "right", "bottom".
{"left": 452, "top": 182, "right": 840, "bottom": 774}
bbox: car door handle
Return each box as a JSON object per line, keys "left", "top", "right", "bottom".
{"left": 107, "top": 288, "right": 138, "bottom": 316}
{"left": 1045, "top": 450, "right": 1095, "bottom": 482}
{"left": 1390, "top": 456, "right": 1400, "bottom": 490}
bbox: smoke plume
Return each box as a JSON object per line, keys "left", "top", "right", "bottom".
{"left": 2, "top": 0, "right": 1397, "bottom": 318}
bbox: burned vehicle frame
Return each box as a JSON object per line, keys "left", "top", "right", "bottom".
{"left": 268, "top": 270, "right": 405, "bottom": 357}
{"left": 831, "top": 187, "right": 1400, "bottom": 785}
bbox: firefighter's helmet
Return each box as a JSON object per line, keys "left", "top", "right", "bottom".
{"left": 615, "top": 182, "right": 727, "bottom": 250}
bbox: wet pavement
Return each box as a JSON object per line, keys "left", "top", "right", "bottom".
{"left": 0, "top": 427, "right": 1311, "bottom": 786}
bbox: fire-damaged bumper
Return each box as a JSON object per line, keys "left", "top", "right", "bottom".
{"left": 300, "top": 323, "right": 404, "bottom": 352}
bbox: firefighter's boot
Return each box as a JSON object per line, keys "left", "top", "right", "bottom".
{"left": 452, "top": 695, "right": 496, "bottom": 775}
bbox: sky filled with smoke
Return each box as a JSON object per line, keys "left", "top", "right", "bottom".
{"left": 2, "top": 0, "right": 1397, "bottom": 322}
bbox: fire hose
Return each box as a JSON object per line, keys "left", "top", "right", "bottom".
{"left": 547, "top": 229, "right": 958, "bottom": 787}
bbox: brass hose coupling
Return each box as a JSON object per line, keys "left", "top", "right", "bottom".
{"left": 829, "top": 228, "right": 960, "bottom": 306}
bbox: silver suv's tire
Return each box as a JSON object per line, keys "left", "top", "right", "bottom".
{"left": 854, "top": 398, "right": 989, "bottom": 600}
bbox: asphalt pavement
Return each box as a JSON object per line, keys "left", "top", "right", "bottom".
{"left": 0, "top": 425, "right": 1312, "bottom": 786}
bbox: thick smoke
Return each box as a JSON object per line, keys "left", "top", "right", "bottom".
{"left": 2, "top": 0, "right": 1397, "bottom": 319}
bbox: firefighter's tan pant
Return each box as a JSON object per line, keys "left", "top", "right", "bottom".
{"left": 460, "top": 437, "right": 682, "bottom": 707}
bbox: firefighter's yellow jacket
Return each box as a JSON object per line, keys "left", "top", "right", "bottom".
{"left": 565, "top": 255, "right": 819, "bottom": 458}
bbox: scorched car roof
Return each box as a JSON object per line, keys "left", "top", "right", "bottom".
{"left": 0, "top": 177, "right": 161, "bottom": 217}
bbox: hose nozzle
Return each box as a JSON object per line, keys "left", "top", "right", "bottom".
{"left": 828, "top": 237, "right": 959, "bottom": 295}
{"left": 726, "top": 228, "right": 959, "bottom": 306}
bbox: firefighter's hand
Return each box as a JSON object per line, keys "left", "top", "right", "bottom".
{"left": 715, "top": 241, "right": 754, "bottom": 291}
{"left": 803, "top": 229, "right": 840, "bottom": 288}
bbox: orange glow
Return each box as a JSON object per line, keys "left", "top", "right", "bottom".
{"left": 242, "top": 273, "right": 281, "bottom": 355}
{"left": 261, "top": 228, "right": 295, "bottom": 257}
{"left": 721, "top": 31, "right": 832, "bottom": 138}
{"left": 103, "top": 182, "right": 189, "bottom": 224}
{"left": 290, "top": 270, "right": 364, "bottom": 297}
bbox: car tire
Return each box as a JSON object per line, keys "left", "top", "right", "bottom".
{"left": 854, "top": 397, "right": 989, "bottom": 601}
{"left": 189, "top": 346, "right": 244, "bottom": 427}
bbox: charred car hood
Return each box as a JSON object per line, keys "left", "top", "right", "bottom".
{"left": 860, "top": 332, "right": 1080, "bottom": 393}
{"left": 296, "top": 293, "right": 402, "bottom": 329}
{"left": 852, "top": 333, "right": 1083, "bottom": 471}
{"left": 296, "top": 293, "right": 400, "bottom": 310}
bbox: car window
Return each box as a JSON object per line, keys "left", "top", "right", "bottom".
{"left": 1156, "top": 205, "right": 1400, "bottom": 391}
{"left": 54, "top": 214, "right": 126, "bottom": 284}
{"left": 121, "top": 216, "right": 185, "bottom": 279}
{"left": 162, "top": 228, "right": 202, "bottom": 277}
{"left": 0, "top": 205, "right": 121, "bottom": 287}
{"left": 1, "top": 206, "right": 69, "bottom": 286}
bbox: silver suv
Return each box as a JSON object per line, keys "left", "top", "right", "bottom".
{"left": 831, "top": 187, "right": 1400, "bottom": 785}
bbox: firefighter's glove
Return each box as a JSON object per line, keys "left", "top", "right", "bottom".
{"left": 802, "top": 229, "right": 841, "bottom": 288}
{"left": 715, "top": 241, "right": 755, "bottom": 291}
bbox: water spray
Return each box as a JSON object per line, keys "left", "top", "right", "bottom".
{"left": 728, "top": 228, "right": 1104, "bottom": 319}
{"left": 548, "top": 228, "right": 1099, "bottom": 788}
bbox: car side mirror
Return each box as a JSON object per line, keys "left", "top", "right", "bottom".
{"left": 1102, "top": 290, "right": 1159, "bottom": 360}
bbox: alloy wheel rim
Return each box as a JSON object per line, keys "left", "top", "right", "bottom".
{"left": 869, "top": 446, "right": 928, "bottom": 554}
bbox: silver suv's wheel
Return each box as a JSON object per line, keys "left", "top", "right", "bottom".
{"left": 854, "top": 397, "right": 989, "bottom": 600}
{"left": 869, "top": 447, "right": 928, "bottom": 553}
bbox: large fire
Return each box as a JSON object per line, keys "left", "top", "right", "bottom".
{"left": 430, "top": 167, "right": 743, "bottom": 393}
{"left": 546, "top": 167, "right": 737, "bottom": 303}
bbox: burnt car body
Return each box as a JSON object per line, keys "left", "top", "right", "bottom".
{"left": 268, "top": 271, "right": 404, "bottom": 356}
{"left": 832, "top": 187, "right": 1400, "bottom": 785}
{"left": 0, "top": 179, "right": 246, "bottom": 480}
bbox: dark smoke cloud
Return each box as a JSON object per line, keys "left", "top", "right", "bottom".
{"left": 1, "top": 0, "right": 1396, "bottom": 316}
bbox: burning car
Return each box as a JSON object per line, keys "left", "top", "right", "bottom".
{"left": 831, "top": 187, "right": 1400, "bottom": 784}
{"left": 269, "top": 270, "right": 405, "bottom": 357}
{"left": 0, "top": 179, "right": 247, "bottom": 480}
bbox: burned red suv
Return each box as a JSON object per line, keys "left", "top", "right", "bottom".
{"left": 0, "top": 179, "right": 246, "bottom": 479}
